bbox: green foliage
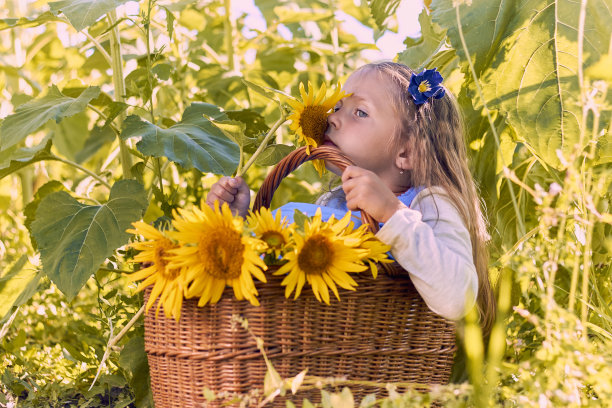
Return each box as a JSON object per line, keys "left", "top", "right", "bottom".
{"left": 49, "top": 0, "right": 133, "bottom": 31}
{"left": 31, "top": 180, "right": 147, "bottom": 300}
{"left": 0, "top": 86, "right": 100, "bottom": 150}
{"left": 120, "top": 104, "right": 240, "bottom": 175}
{"left": 433, "top": 0, "right": 612, "bottom": 169}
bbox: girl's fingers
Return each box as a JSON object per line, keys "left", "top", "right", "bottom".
{"left": 217, "top": 177, "right": 238, "bottom": 195}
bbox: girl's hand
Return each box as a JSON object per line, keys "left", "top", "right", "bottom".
{"left": 341, "top": 166, "right": 407, "bottom": 223}
{"left": 206, "top": 176, "right": 251, "bottom": 217}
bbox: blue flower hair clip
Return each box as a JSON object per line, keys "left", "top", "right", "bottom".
{"left": 408, "top": 68, "right": 445, "bottom": 105}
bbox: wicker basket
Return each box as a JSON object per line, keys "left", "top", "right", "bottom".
{"left": 144, "top": 146, "right": 457, "bottom": 407}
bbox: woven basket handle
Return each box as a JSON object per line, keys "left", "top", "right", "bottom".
{"left": 253, "top": 145, "right": 380, "bottom": 233}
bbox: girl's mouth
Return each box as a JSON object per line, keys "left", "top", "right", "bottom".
{"left": 322, "top": 136, "right": 337, "bottom": 147}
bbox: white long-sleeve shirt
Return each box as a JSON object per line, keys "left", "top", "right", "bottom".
{"left": 316, "top": 186, "right": 478, "bottom": 320}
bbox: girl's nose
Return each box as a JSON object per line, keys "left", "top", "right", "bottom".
{"left": 327, "top": 110, "right": 339, "bottom": 129}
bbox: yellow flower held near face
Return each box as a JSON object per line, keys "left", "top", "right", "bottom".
{"left": 287, "top": 82, "right": 349, "bottom": 176}
{"left": 246, "top": 207, "right": 293, "bottom": 258}
{"left": 168, "top": 202, "right": 267, "bottom": 307}
{"left": 275, "top": 209, "right": 368, "bottom": 304}
{"left": 127, "top": 221, "right": 185, "bottom": 321}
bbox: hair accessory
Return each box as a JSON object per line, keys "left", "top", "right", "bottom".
{"left": 408, "top": 68, "right": 445, "bottom": 105}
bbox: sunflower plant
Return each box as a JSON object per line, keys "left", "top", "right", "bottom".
{"left": 126, "top": 204, "right": 391, "bottom": 320}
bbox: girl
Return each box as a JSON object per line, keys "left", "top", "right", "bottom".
{"left": 206, "top": 62, "right": 496, "bottom": 332}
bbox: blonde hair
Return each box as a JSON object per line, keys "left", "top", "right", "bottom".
{"left": 358, "top": 62, "right": 496, "bottom": 334}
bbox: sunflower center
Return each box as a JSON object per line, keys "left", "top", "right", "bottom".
{"left": 198, "top": 226, "right": 244, "bottom": 280}
{"left": 261, "top": 231, "right": 285, "bottom": 249}
{"left": 154, "top": 240, "right": 180, "bottom": 280}
{"left": 299, "top": 105, "right": 329, "bottom": 145}
{"left": 298, "top": 234, "right": 334, "bottom": 275}
{"left": 418, "top": 80, "right": 430, "bottom": 93}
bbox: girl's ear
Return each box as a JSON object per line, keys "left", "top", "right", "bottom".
{"left": 395, "top": 139, "right": 414, "bottom": 171}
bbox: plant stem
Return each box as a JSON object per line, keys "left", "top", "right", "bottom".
{"left": 82, "top": 29, "right": 112, "bottom": 67}
{"left": 236, "top": 113, "right": 287, "bottom": 178}
{"left": 87, "top": 104, "right": 121, "bottom": 135}
{"left": 223, "top": 0, "right": 238, "bottom": 73}
{"left": 454, "top": 4, "right": 525, "bottom": 237}
{"left": 581, "top": 213, "right": 594, "bottom": 341}
{"left": 108, "top": 10, "right": 134, "bottom": 179}
{"left": 51, "top": 156, "right": 112, "bottom": 189}
{"left": 89, "top": 305, "right": 145, "bottom": 391}
{"left": 327, "top": 0, "right": 340, "bottom": 81}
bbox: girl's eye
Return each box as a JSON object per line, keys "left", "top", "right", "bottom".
{"left": 356, "top": 109, "right": 368, "bottom": 118}
{"left": 333, "top": 105, "right": 341, "bottom": 112}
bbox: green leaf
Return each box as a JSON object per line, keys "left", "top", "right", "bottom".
{"left": 254, "top": 144, "right": 294, "bottom": 166}
{"left": 119, "top": 336, "right": 153, "bottom": 407}
{"left": 274, "top": 6, "right": 333, "bottom": 24}
{"left": 49, "top": 111, "right": 89, "bottom": 162}
{"left": 152, "top": 63, "right": 173, "bottom": 81}
{"left": 0, "top": 256, "right": 42, "bottom": 322}
{"left": 49, "top": 0, "right": 133, "bottom": 31}
{"left": 0, "top": 12, "right": 62, "bottom": 31}
{"left": 397, "top": 9, "right": 447, "bottom": 71}
{"left": 0, "top": 137, "right": 54, "bottom": 180}
{"left": 75, "top": 125, "right": 116, "bottom": 164}
{"left": 433, "top": 0, "right": 612, "bottom": 169}
{"left": 24, "top": 181, "right": 69, "bottom": 250}
{"left": 226, "top": 109, "right": 271, "bottom": 139}
{"left": 31, "top": 180, "right": 148, "bottom": 300}
{"left": 161, "top": 6, "right": 176, "bottom": 39}
{"left": 242, "top": 79, "right": 283, "bottom": 105}
{"left": 0, "top": 85, "right": 100, "bottom": 150}
{"left": 213, "top": 120, "right": 252, "bottom": 148}
{"left": 120, "top": 104, "right": 240, "bottom": 175}
{"left": 367, "top": 0, "right": 401, "bottom": 37}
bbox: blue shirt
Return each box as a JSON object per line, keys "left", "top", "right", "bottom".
{"left": 275, "top": 187, "right": 424, "bottom": 227}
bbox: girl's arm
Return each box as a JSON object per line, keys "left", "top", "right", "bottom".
{"left": 375, "top": 188, "right": 478, "bottom": 321}
{"left": 206, "top": 177, "right": 251, "bottom": 217}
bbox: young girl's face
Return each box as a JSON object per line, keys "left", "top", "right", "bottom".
{"left": 324, "top": 69, "right": 402, "bottom": 183}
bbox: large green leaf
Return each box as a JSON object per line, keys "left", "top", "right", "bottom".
{"left": 120, "top": 104, "right": 240, "bottom": 175}
{"left": 0, "top": 137, "right": 54, "bottom": 180}
{"left": 49, "top": 0, "right": 132, "bottom": 31}
{"left": 24, "top": 181, "right": 69, "bottom": 250}
{"left": 433, "top": 0, "right": 612, "bottom": 169}
{"left": 0, "top": 85, "right": 99, "bottom": 150}
{"left": 30, "top": 180, "right": 147, "bottom": 300}
{"left": 50, "top": 111, "right": 89, "bottom": 162}
{"left": 397, "top": 9, "right": 447, "bottom": 71}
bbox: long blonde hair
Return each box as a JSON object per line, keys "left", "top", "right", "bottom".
{"left": 360, "top": 62, "right": 496, "bottom": 333}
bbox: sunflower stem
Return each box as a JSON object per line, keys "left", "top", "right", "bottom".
{"left": 236, "top": 113, "right": 287, "bottom": 178}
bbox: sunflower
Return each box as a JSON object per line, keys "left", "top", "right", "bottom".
{"left": 287, "top": 82, "right": 348, "bottom": 176}
{"left": 325, "top": 214, "right": 392, "bottom": 278}
{"left": 359, "top": 234, "right": 392, "bottom": 278}
{"left": 126, "top": 221, "right": 186, "bottom": 321}
{"left": 275, "top": 209, "right": 369, "bottom": 304}
{"left": 168, "top": 202, "right": 267, "bottom": 307}
{"left": 246, "top": 207, "right": 293, "bottom": 258}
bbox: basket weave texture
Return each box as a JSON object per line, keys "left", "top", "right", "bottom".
{"left": 144, "top": 146, "right": 457, "bottom": 407}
